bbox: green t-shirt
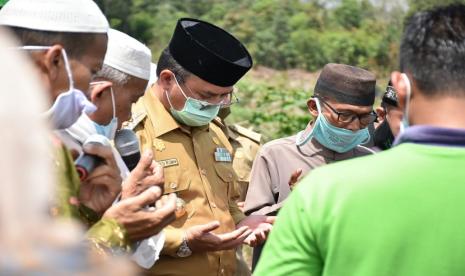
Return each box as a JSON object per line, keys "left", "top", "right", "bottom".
{"left": 255, "top": 143, "right": 465, "bottom": 276}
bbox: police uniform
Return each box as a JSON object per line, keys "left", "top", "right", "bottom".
{"left": 127, "top": 17, "right": 253, "bottom": 275}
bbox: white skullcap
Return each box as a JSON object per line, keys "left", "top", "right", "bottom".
{"left": 0, "top": 0, "right": 108, "bottom": 33}
{"left": 104, "top": 29, "right": 152, "bottom": 80}
{"left": 148, "top": 63, "right": 158, "bottom": 86}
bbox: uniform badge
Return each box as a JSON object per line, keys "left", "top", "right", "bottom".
{"left": 153, "top": 140, "right": 166, "bottom": 152}
{"left": 158, "top": 158, "right": 179, "bottom": 168}
{"left": 214, "top": 147, "right": 232, "bottom": 162}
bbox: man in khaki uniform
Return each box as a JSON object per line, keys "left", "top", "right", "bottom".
{"left": 215, "top": 110, "right": 262, "bottom": 276}
{"left": 130, "top": 18, "right": 274, "bottom": 276}
{"left": 244, "top": 63, "right": 378, "bottom": 270}
{"left": 215, "top": 109, "right": 262, "bottom": 204}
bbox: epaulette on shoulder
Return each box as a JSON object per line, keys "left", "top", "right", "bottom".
{"left": 228, "top": 124, "right": 262, "bottom": 143}
{"left": 123, "top": 111, "right": 147, "bottom": 130}
{"left": 212, "top": 117, "right": 226, "bottom": 128}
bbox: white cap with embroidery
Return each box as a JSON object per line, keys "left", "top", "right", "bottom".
{"left": 104, "top": 28, "right": 152, "bottom": 80}
{"left": 0, "top": 0, "right": 109, "bottom": 33}
{"left": 148, "top": 63, "right": 158, "bottom": 86}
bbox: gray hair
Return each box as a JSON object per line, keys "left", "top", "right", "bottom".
{"left": 94, "top": 64, "right": 132, "bottom": 86}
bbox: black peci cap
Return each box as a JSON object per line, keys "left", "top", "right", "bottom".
{"left": 168, "top": 18, "right": 253, "bottom": 87}
{"left": 314, "top": 63, "right": 376, "bottom": 106}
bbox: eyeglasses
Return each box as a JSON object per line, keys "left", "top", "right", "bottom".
{"left": 175, "top": 75, "right": 240, "bottom": 109}
{"left": 318, "top": 97, "right": 377, "bottom": 126}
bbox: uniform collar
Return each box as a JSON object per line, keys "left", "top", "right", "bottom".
{"left": 142, "top": 86, "right": 209, "bottom": 137}
{"left": 142, "top": 86, "right": 181, "bottom": 137}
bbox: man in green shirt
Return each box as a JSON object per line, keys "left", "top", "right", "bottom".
{"left": 255, "top": 4, "right": 465, "bottom": 276}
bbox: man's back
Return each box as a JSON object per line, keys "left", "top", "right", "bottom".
{"left": 256, "top": 142, "right": 465, "bottom": 276}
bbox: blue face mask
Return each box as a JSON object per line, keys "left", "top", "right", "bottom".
{"left": 296, "top": 98, "right": 370, "bottom": 153}
{"left": 166, "top": 77, "right": 221, "bottom": 127}
{"left": 92, "top": 83, "right": 118, "bottom": 140}
{"left": 399, "top": 73, "right": 411, "bottom": 134}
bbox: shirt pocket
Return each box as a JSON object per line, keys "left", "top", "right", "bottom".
{"left": 162, "top": 165, "right": 191, "bottom": 195}
{"left": 212, "top": 162, "right": 236, "bottom": 209}
{"left": 162, "top": 165, "right": 195, "bottom": 223}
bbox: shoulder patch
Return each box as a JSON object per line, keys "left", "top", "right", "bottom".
{"left": 229, "top": 124, "right": 262, "bottom": 143}
{"left": 123, "top": 111, "right": 147, "bottom": 130}
{"left": 212, "top": 117, "right": 226, "bottom": 129}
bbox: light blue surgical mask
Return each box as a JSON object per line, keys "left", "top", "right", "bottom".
{"left": 18, "top": 46, "right": 97, "bottom": 129}
{"left": 296, "top": 98, "right": 370, "bottom": 153}
{"left": 92, "top": 82, "right": 118, "bottom": 140}
{"left": 399, "top": 73, "right": 411, "bottom": 134}
{"left": 166, "top": 76, "right": 221, "bottom": 127}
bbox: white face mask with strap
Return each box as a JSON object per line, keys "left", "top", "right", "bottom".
{"left": 19, "top": 46, "right": 97, "bottom": 129}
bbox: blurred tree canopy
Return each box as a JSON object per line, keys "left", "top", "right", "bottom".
{"left": 94, "top": 0, "right": 465, "bottom": 140}
{"left": 96, "top": 0, "right": 408, "bottom": 74}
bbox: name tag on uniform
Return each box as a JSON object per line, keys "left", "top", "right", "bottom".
{"left": 158, "top": 158, "right": 179, "bottom": 168}
{"left": 214, "top": 148, "right": 232, "bottom": 162}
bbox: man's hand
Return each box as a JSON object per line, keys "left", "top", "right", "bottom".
{"left": 122, "top": 150, "right": 164, "bottom": 200}
{"left": 236, "top": 215, "right": 275, "bottom": 247}
{"left": 288, "top": 168, "right": 303, "bottom": 191}
{"left": 185, "top": 221, "right": 252, "bottom": 253}
{"left": 79, "top": 143, "right": 122, "bottom": 215}
{"left": 103, "top": 186, "right": 177, "bottom": 242}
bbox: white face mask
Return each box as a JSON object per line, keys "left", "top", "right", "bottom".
{"left": 90, "top": 81, "right": 118, "bottom": 140}
{"left": 19, "top": 46, "right": 97, "bottom": 130}
{"left": 399, "top": 73, "right": 412, "bottom": 134}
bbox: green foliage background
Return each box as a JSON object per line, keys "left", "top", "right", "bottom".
{"left": 95, "top": 0, "right": 465, "bottom": 141}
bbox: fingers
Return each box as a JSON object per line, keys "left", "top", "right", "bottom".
{"left": 154, "top": 193, "right": 175, "bottom": 212}
{"left": 265, "top": 216, "right": 276, "bottom": 224}
{"left": 151, "top": 193, "right": 177, "bottom": 225}
{"left": 151, "top": 161, "right": 163, "bottom": 177}
{"left": 197, "top": 221, "right": 221, "bottom": 234}
{"left": 218, "top": 226, "right": 250, "bottom": 243}
{"left": 130, "top": 150, "right": 154, "bottom": 179}
{"left": 221, "top": 227, "right": 253, "bottom": 249}
{"left": 141, "top": 162, "right": 164, "bottom": 189}
{"left": 125, "top": 186, "right": 163, "bottom": 210}
{"left": 243, "top": 233, "right": 257, "bottom": 247}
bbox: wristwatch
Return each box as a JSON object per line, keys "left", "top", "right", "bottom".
{"left": 176, "top": 234, "right": 192, "bottom": 258}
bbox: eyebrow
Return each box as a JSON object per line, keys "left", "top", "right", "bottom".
{"left": 201, "top": 89, "right": 234, "bottom": 97}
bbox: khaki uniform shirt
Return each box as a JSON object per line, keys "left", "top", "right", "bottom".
{"left": 244, "top": 132, "right": 375, "bottom": 216}
{"left": 214, "top": 119, "right": 261, "bottom": 202}
{"left": 129, "top": 88, "right": 246, "bottom": 276}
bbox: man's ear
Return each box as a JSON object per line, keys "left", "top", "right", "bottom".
{"left": 90, "top": 81, "right": 112, "bottom": 103}
{"left": 391, "top": 71, "right": 412, "bottom": 112}
{"left": 307, "top": 98, "right": 319, "bottom": 117}
{"left": 42, "top": 45, "right": 65, "bottom": 83}
{"left": 158, "top": 69, "right": 175, "bottom": 92}
{"left": 375, "top": 106, "right": 386, "bottom": 123}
